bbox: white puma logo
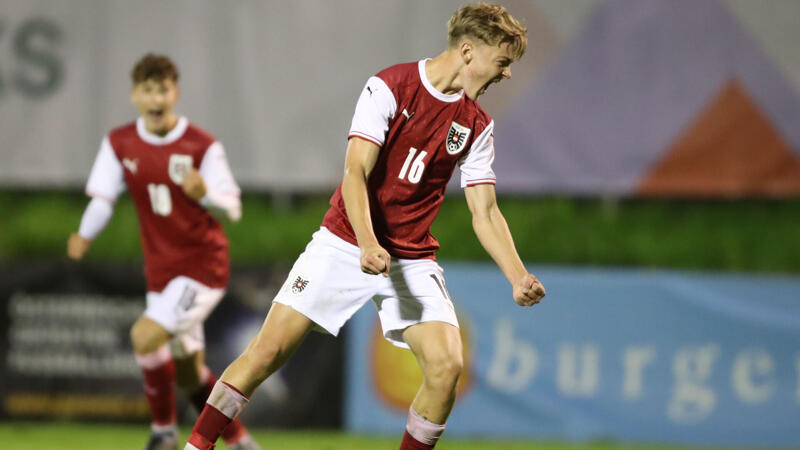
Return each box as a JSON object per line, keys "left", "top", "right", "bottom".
{"left": 122, "top": 158, "right": 138, "bottom": 174}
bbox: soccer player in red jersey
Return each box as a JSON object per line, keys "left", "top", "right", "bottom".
{"left": 67, "top": 54, "right": 259, "bottom": 450}
{"left": 185, "top": 4, "right": 545, "bottom": 449}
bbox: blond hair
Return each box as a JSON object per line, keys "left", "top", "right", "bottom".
{"left": 448, "top": 3, "right": 527, "bottom": 60}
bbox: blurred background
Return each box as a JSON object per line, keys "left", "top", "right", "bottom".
{"left": 1, "top": 0, "right": 799, "bottom": 448}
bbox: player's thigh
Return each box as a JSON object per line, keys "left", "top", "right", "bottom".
{"left": 374, "top": 259, "right": 459, "bottom": 348}
{"left": 130, "top": 316, "right": 171, "bottom": 354}
{"left": 273, "top": 228, "right": 377, "bottom": 337}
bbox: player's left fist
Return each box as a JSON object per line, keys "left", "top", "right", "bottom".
{"left": 67, "top": 233, "right": 91, "bottom": 261}
{"left": 182, "top": 168, "right": 207, "bottom": 201}
{"left": 513, "top": 273, "right": 545, "bottom": 306}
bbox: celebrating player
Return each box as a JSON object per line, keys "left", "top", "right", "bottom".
{"left": 67, "top": 54, "right": 259, "bottom": 450}
{"left": 185, "top": 3, "right": 544, "bottom": 449}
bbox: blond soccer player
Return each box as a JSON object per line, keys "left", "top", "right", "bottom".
{"left": 186, "top": 4, "right": 544, "bottom": 449}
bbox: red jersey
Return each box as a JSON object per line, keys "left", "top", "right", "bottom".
{"left": 89, "top": 118, "right": 230, "bottom": 292}
{"left": 322, "top": 60, "right": 497, "bottom": 259}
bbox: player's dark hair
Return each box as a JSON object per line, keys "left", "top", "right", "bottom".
{"left": 448, "top": 3, "right": 527, "bottom": 60}
{"left": 131, "top": 53, "right": 179, "bottom": 84}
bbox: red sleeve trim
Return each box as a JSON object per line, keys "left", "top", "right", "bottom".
{"left": 465, "top": 179, "right": 497, "bottom": 187}
{"left": 348, "top": 132, "right": 383, "bottom": 147}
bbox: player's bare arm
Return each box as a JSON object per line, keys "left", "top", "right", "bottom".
{"left": 67, "top": 233, "right": 91, "bottom": 260}
{"left": 465, "top": 183, "right": 545, "bottom": 306}
{"left": 182, "top": 168, "right": 207, "bottom": 201}
{"left": 341, "top": 137, "right": 390, "bottom": 276}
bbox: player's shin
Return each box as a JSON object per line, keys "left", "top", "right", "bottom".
{"left": 399, "top": 406, "right": 446, "bottom": 450}
{"left": 186, "top": 381, "right": 249, "bottom": 450}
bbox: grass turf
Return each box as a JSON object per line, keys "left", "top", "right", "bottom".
{"left": 0, "top": 421, "right": 727, "bottom": 450}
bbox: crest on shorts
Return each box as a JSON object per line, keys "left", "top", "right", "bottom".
{"left": 291, "top": 276, "right": 310, "bottom": 294}
{"left": 168, "top": 154, "right": 193, "bottom": 184}
{"left": 445, "top": 121, "right": 471, "bottom": 155}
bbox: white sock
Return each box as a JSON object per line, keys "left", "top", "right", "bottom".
{"left": 406, "top": 406, "right": 446, "bottom": 445}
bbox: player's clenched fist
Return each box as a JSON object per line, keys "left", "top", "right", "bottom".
{"left": 513, "top": 273, "right": 545, "bottom": 306}
{"left": 360, "top": 245, "right": 391, "bottom": 277}
{"left": 182, "top": 168, "right": 207, "bottom": 201}
{"left": 67, "top": 233, "right": 91, "bottom": 261}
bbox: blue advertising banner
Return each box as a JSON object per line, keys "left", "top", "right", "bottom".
{"left": 344, "top": 264, "right": 800, "bottom": 447}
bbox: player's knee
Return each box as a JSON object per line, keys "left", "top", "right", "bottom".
{"left": 424, "top": 353, "right": 463, "bottom": 390}
{"left": 130, "top": 320, "right": 165, "bottom": 354}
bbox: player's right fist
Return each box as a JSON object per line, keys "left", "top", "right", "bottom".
{"left": 360, "top": 245, "right": 391, "bottom": 277}
{"left": 67, "top": 233, "right": 91, "bottom": 260}
{"left": 182, "top": 168, "right": 207, "bottom": 202}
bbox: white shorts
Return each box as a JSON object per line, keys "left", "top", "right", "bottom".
{"left": 144, "top": 275, "right": 225, "bottom": 358}
{"left": 274, "top": 227, "right": 459, "bottom": 349}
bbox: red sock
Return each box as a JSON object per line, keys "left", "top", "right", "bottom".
{"left": 136, "top": 348, "right": 177, "bottom": 426}
{"left": 188, "top": 404, "right": 230, "bottom": 449}
{"left": 400, "top": 430, "right": 435, "bottom": 449}
{"left": 189, "top": 369, "right": 248, "bottom": 444}
{"left": 188, "top": 381, "right": 249, "bottom": 447}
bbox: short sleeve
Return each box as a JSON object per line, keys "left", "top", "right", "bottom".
{"left": 459, "top": 120, "right": 496, "bottom": 188}
{"left": 86, "top": 136, "right": 126, "bottom": 201}
{"left": 348, "top": 76, "right": 397, "bottom": 147}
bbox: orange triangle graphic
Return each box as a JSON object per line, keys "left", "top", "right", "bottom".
{"left": 637, "top": 79, "right": 800, "bottom": 197}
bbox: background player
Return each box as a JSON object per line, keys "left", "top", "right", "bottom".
{"left": 185, "top": 4, "right": 544, "bottom": 449}
{"left": 67, "top": 54, "right": 259, "bottom": 450}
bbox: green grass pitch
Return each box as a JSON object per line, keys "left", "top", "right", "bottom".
{"left": 0, "top": 421, "right": 741, "bottom": 450}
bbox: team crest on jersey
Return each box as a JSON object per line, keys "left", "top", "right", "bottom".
{"left": 446, "top": 121, "right": 471, "bottom": 155}
{"left": 168, "top": 154, "right": 193, "bottom": 184}
{"left": 122, "top": 158, "right": 138, "bottom": 174}
{"left": 291, "top": 276, "right": 310, "bottom": 294}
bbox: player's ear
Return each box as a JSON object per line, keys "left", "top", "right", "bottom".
{"left": 460, "top": 39, "right": 473, "bottom": 64}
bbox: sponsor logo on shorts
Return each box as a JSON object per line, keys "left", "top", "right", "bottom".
{"left": 178, "top": 287, "right": 197, "bottom": 311}
{"left": 291, "top": 276, "right": 310, "bottom": 294}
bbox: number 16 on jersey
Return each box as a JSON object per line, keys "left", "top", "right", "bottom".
{"left": 398, "top": 147, "right": 428, "bottom": 184}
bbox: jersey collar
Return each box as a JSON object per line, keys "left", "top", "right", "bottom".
{"left": 136, "top": 116, "right": 189, "bottom": 146}
{"left": 418, "top": 59, "right": 463, "bottom": 103}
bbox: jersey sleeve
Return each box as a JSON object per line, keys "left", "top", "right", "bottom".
{"left": 199, "top": 141, "right": 242, "bottom": 221}
{"left": 85, "top": 136, "right": 126, "bottom": 201}
{"left": 77, "top": 197, "right": 114, "bottom": 240}
{"left": 348, "top": 76, "right": 397, "bottom": 147}
{"left": 459, "top": 120, "right": 497, "bottom": 188}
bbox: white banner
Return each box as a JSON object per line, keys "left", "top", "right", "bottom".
{"left": 1, "top": 0, "right": 799, "bottom": 194}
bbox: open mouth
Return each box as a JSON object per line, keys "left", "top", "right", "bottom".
{"left": 148, "top": 109, "right": 165, "bottom": 120}
{"left": 479, "top": 77, "right": 502, "bottom": 95}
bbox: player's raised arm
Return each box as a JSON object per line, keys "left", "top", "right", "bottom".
{"left": 341, "top": 136, "right": 390, "bottom": 276}
{"left": 464, "top": 183, "right": 545, "bottom": 306}
{"left": 68, "top": 136, "right": 125, "bottom": 260}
